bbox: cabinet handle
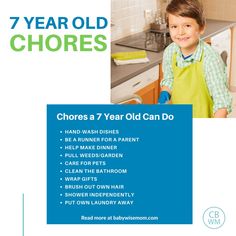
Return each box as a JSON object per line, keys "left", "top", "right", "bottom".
{"left": 132, "top": 81, "right": 141, "bottom": 87}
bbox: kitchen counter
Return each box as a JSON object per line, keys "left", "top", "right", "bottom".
{"left": 111, "top": 19, "right": 236, "bottom": 88}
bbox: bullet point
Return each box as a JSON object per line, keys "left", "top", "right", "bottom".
{"left": 60, "top": 194, "right": 63, "bottom": 196}
{"left": 60, "top": 147, "right": 63, "bottom": 149}
{"left": 60, "top": 178, "right": 63, "bottom": 181}
{"left": 60, "top": 162, "right": 63, "bottom": 165}
{"left": 60, "top": 170, "right": 63, "bottom": 173}
{"left": 60, "top": 186, "right": 63, "bottom": 189}
{"left": 60, "top": 154, "right": 63, "bottom": 157}
{"left": 60, "top": 131, "right": 63, "bottom": 134}
{"left": 60, "top": 202, "right": 63, "bottom": 204}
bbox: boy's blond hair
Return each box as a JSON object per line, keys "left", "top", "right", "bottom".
{"left": 166, "top": 0, "right": 205, "bottom": 28}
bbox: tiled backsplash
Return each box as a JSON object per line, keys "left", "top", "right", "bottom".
{"left": 111, "top": 0, "right": 161, "bottom": 41}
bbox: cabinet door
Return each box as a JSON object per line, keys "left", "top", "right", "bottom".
{"left": 211, "top": 29, "right": 231, "bottom": 80}
{"left": 136, "top": 80, "right": 159, "bottom": 104}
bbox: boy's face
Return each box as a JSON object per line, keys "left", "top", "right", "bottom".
{"left": 168, "top": 14, "right": 205, "bottom": 55}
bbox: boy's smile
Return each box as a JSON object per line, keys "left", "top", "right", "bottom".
{"left": 168, "top": 14, "right": 205, "bottom": 56}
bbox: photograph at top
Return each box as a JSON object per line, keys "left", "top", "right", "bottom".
{"left": 111, "top": 0, "right": 236, "bottom": 118}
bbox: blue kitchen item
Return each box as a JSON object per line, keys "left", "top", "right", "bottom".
{"left": 158, "top": 91, "right": 171, "bottom": 104}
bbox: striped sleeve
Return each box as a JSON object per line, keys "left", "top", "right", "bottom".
{"left": 203, "top": 44, "right": 232, "bottom": 113}
{"left": 160, "top": 43, "right": 175, "bottom": 90}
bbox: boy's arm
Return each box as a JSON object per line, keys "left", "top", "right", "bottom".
{"left": 203, "top": 47, "right": 232, "bottom": 116}
{"left": 214, "top": 108, "right": 228, "bottom": 118}
{"left": 158, "top": 45, "right": 174, "bottom": 103}
{"left": 161, "top": 86, "right": 172, "bottom": 94}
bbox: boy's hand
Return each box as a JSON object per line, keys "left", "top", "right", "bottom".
{"left": 214, "top": 108, "right": 228, "bottom": 118}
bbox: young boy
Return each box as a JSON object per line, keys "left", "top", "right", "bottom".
{"left": 158, "top": 0, "right": 232, "bottom": 118}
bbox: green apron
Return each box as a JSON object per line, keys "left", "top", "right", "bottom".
{"left": 171, "top": 52, "right": 213, "bottom": 118}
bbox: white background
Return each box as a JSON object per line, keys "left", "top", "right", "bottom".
{"left": 0, "top": 1, "right": 236, "bottom": 236}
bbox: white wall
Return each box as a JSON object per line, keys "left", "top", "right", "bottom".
{"left": 201, "top": 0, "right": 236, "bottom": 87}
{"left": 111, "top": 0, "right": 160, "bottom": 41}
{"left": 231, "top": 27, "right": 236, "bottom": 87}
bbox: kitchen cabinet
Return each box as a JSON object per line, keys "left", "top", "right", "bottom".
{"left": 231, "top": 26, "right": 236, "bottom": 88}
{"left": 111, "top": 65, "right": 159, "bottom": 104}
{"left": 211, "top": 29, "right": 231, "bottom": 81}
{"left": 203, "top": 29, "right": 233, "bottom": 86}
{"left": 136, "top": 80, "right": 159, "bottom": 104}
